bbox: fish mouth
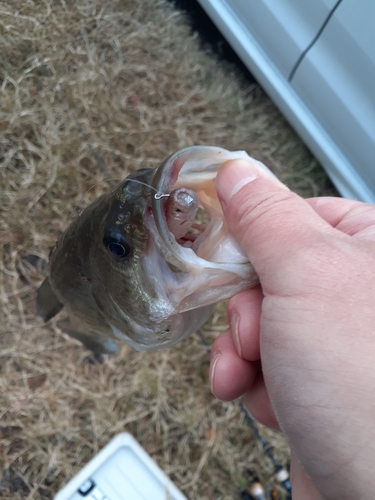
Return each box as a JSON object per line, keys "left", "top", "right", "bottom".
{"left": 151, "top": 146, "right": 258, "bottom": 273}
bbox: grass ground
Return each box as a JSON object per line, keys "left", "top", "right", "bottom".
{"left": 0, "top": 1, "right": 337, "bottom": 498}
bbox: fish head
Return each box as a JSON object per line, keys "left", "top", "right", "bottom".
{"left": 92, "top": 147, "right": 267, "bottom": 351}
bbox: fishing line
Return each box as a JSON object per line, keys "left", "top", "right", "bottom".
{"left": 124, "top": 178, "right": 170, "bottom": 199}
{"left": 53, "top": 81, "right": 116, "bottom": 188}
{"left": 196, "top": 329, "right": 292, "bottom": 499}
{"left": 54, "top": 78, "right": 171, "bottom": 201}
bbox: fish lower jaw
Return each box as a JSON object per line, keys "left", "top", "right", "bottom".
{"left": 108, "top": 306, "right": 207, "bottom": 352}
{"left": 109, "top": 323, "right": 173, "bottom": 351}
{"left": 108, "top": 305, "right": 176, "bottom": 350}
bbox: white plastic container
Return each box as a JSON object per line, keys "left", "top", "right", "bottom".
{"left": 54, "top": 433, "right": 187, "bottom": 500}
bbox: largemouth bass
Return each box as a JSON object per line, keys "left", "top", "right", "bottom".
{"left": 37, "top": 146, "right": 268, "bottom": 353}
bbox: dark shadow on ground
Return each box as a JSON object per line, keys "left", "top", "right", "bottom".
{"left": 168, "top": 0, "right": 258, "bottom": 85}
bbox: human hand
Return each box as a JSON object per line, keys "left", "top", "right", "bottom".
{"left": 210, "top": 159, "right": 375, "bottom": 500}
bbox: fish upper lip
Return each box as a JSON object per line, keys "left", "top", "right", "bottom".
{"left": 150, "top": 146, "right": 252, "bottom": 272}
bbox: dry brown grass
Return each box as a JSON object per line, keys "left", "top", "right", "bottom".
{"left": 0, "top": 1, "right": 337, "bottom": 498}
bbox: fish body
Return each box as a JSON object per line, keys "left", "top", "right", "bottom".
{"left": 37, "top": 146, "right": 267, "bottom": 352}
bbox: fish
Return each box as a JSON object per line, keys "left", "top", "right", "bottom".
{"left": 36, "top": 146, "right": 269, "bottom": 353}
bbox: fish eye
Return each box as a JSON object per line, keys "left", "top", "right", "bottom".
{"left": 107, "top": 241, "right": 128, "bottom": 256}
{"left": 103, "top": 231, "right": 131, "bottom": 258}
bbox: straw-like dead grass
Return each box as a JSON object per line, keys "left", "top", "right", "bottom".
{"left": 0, "top": 1, "right": 337, "bottom": 498}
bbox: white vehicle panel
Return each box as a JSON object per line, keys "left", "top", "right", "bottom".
{"left": 291, "top": 0, "right": 375, "bottom": 195}
{"left": 197, "top": 0, "right": 375, "bottom": 202}
{"left": 224, "top": 0, "right": 338, "bottom": 76}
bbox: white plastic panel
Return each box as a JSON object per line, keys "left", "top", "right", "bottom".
{"left": 291, "top": 0, "right": 375, "bottom": 196}
{"left": 208, "top": 0, "right": 338, "bottom": 77}
{"left": 54, "top": 433, "right": 187, "bottom": 500}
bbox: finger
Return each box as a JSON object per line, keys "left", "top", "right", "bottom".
{"left": 210, "top": 330, "right": 257, "bottom": 401}
{"left": 215, "top": 159, "right": 339, "bottom": 294}
{"left": 243, "top": 372, "right": 280, "bottom": 430}
{"left": 307, "top": 197, "right": 375, "bottom": 238}
{"left": 227, "top": 286, "right": 263, "bottom": 361}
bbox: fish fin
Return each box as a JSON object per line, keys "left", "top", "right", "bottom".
{"left": 56, "top": 318, "right": 119, "bottom": 354}
{"left": 36, "top": 277, "right": 64, "bottom": 322}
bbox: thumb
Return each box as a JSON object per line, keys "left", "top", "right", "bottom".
{"left": 215, "top": 159, "right": 335, "bottom": 291}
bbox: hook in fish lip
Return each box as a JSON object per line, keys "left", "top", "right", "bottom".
{"left": 154, "top": 192, "right": 170, "bottom": 200}
{"left": 124, "top": 178, "right": 170, "bottom": 200}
